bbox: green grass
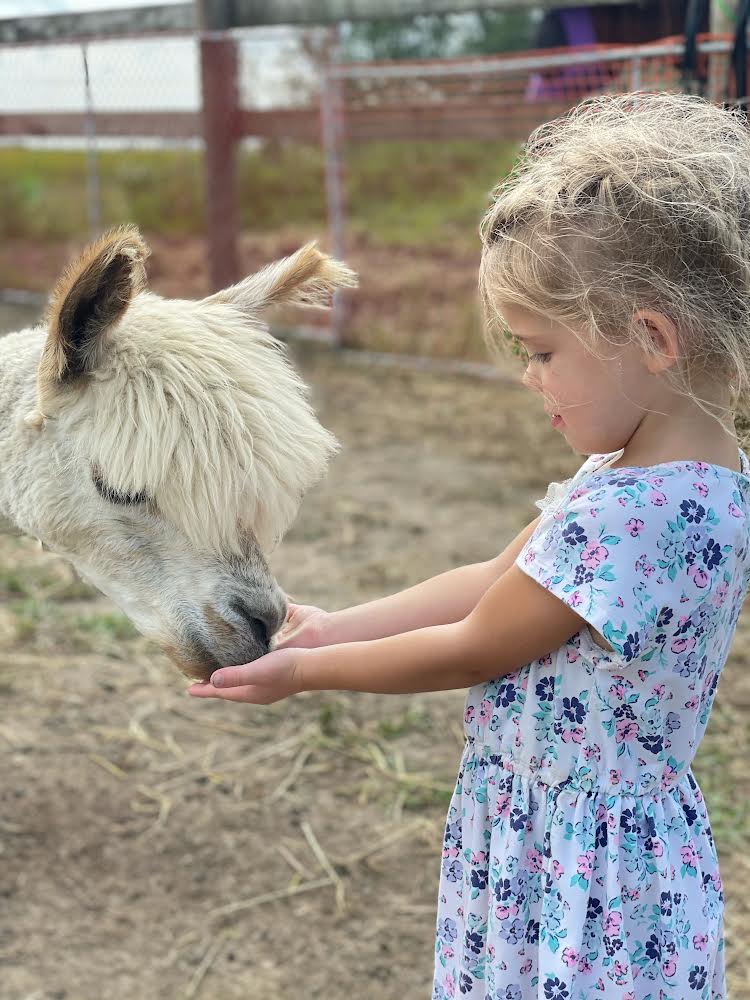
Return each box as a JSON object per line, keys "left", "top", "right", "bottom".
{"left": 0, "top": 138, "right": 519, "bottom": 246}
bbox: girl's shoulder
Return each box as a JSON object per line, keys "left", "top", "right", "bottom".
{"left": 556, "top": 449, "right": 750, "bottom": 553}
{"left": 573, "top": 448, "right": 750, "bottom": 498}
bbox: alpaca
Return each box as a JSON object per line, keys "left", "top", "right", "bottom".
{"left": 0, "top": 227, "right": 356, "bottom": 681}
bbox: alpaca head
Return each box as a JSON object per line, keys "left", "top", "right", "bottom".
{"left": 10, "top": 226, "right": 356, "bottom": 680}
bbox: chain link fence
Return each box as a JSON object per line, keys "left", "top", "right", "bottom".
{"left": 0, "top": 28, "right": 744, "bottom": 367}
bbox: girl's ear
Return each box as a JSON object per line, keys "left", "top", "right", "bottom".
{"left": 633, "top": 309, "right": 679, "bottom": 374}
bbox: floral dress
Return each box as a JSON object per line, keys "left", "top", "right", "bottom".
{"left": 433, "top": 448, "right": 750, "bottom": 1000}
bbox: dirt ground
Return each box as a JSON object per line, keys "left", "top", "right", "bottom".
{"left": 0, "top": 302, "right": 748, "bottom": 1000}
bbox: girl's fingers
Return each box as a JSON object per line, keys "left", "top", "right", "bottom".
{"left": 186, "top": 682, "right": 271, "bottom": 703}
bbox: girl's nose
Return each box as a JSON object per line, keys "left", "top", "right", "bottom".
{"left": 521, "top": 367, "right": 541, "bottom": 391}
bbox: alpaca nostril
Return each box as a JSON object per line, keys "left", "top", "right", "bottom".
{"left": 229, "top": 599, "right": 270, "bottom": 647}
{"left": 248, "top": 617, "right": 268, "bottom": 647}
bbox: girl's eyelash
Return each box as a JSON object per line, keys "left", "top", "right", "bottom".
{"left": 528, "top": 352, "right": 551, "bottom": 364}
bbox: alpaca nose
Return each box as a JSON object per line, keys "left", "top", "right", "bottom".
{"left": 228, "top": 597, "right": 283, "bottom": 648}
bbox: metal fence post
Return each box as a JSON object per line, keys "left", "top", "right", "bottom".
{"left": 81, "top": 41, "right": 101, "bottom": 239}
{"left": 321, "top": 38, "right": 347, "bottom": 346}
{"left": 199, "top": 30, "right": 240, "bottom": 291}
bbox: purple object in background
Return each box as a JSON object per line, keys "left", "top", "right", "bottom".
{"left": 526, "top": 6, "right": 602, "bottom": 102}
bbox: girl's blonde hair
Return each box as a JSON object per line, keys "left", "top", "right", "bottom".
{"left": 479, "top": 91, "right": 750, "bottom": 436}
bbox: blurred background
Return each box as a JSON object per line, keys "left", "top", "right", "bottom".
{"left": 0, "top": 0, "right": 734, "bottom": 361}
{"left": 1, "top": 2, "right": 749, "bottom": 999}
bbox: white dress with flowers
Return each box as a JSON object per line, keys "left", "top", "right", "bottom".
{"left": 432, "top": 449, "right": 750, "bottom": 1000}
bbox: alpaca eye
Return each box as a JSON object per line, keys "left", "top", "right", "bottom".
{"left": 93, "top": 473, "right": 148, "bottom": 507}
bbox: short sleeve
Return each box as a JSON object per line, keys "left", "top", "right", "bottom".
{"left": 515, "top": 467, "right": 739, "bottom": 667}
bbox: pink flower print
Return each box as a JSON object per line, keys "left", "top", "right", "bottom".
{"left": 444, "top": 972, "right": 456, "bottom": 997}
{"left": 495, "top": 904, "right": 512, "bottom": 920}
{"left": 662, "top": 957, "right": 677, "bottom": 978}
{"left": 443, "top": 847, "right": 459, "bottom": 859}
{"left": 661, "top": 762, "right": 678, "bottom": 789}
{"left": 522, "top": 549, "right": 535, "bottom": 566}
{"left": 581, "top": 540, "right": 608, "bottom": 569}
{"left": 478, "top": 699, "right": 492, "bottom": 723}
{"left": 566, "top": 591, "right": 583, "bottom": 608}
{"left": 688, "top": 563, "right": 710, "bottom": 588}
{"left": 595, "top": 802, "right": 606, "bottom": 821}
{"left": 671, "top": 636, "right": 696, "bottom": 654}
{"left": 494, "top": 793, "right": 511, "bottom": 818}
{"left": 650, "top": 839, "right": 663, "bottom": 857}
{"left": 603, "top": 910, "right": 622, "bottom": 936}
{"left": 649, "top": 490, "right": 667, "bottom": 506}
{"left": 562, "top": 947, "right": 578, "bottom": 968}
{"left": 540, "top": 653, "right": 552, "bottom": 666}
{"left": 625, "top": 517, "right": 644, "bottom": 537}
{"left": 565, "top": 649, "right": 579, "bottom": 663}
{"left": 636, "top": 555, "right": 655, "bottom": 577}
{"left": 470, "top": 850, "right": 486, "bottom": 865}
{"left": 609, "top": 681, "right": 626, "bottom": 699}
{"left": 615, "top": 718, "right": 638, "bottom": 743}
{"left": 685, "top": 695, "right": 699, "bottom": 710}
{"left": 589, "top": 507, "right": 598, "bottom": 518}
{"left": 711, "top": 872, "right": 722, "bottom": 892}
{"left": 651, "top": 683, "right": 665, "bottom": 699}
{"left": 576, "top": 851, "right": 595, "bottom": 878}
{"left": 618, "top": 497, "right": 627, "bottom": 506}
{"left": 609, "top": 768, "right": 621, "bottom": 785}
{"left": 729, "top": 501, "right": 743, "bottom": 518}
{"left": 552, "top": 859, "right": 564, "bottom": 879}
{"left": 693, "top": 933, "right": 708, "bottom": 951}
{"left": 442, "top": 944, "right": 455, "bottom": 960}
{"left": 694, "top": 481, "right": 709, "bottom": 497}
{"left": 613, "top": 961, "right": 628, "bottom": 981}
{"left": 713, "top": 580, "right": 729, "bottom": 607}
{"left": 583, "top": 744, "right": 600, "bottom": 761}
{"left": 464, "top": 705, "right": 475, "bottom": 724}
{"left": 577, "top": 957, "right": 592, "bottom": 974}
{"left": 520, "top": 959, "right": 533, "bottom": 975}
{"left": 526, "top": 847, "right": 544, "bottom": 872}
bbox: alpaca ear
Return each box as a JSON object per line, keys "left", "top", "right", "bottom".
{"left": 38, "top": 225, "right": 149, "bottom": 396}
{"left": 204, "top": 242, "right": 357, "bottom": 314}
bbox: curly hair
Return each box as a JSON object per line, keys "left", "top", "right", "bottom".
{"left": 479, "top": 91, "right": 750, "bottom": 436}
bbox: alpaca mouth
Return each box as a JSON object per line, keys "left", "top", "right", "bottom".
{"left": 165, "top": 636, "right": 222, "bottom": 683}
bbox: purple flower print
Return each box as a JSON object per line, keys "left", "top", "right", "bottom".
{"left": 535, "top": 676, "right": 554, "bottom": 701}
{"left": 439, "top": 917, "right": 458, "bottom": 943}
{"left": 442, "top": 859, "right": 463, "bottom": 882}
{"left": 562, "top": 695, "right": 585, "bottom": 723}
{"left": 543, "top": 976, "right": 569, "bottom": 1000}
{"left": 562, "top": 521, "right": 587, "bottom": 546}
{"left": 689, "top": 966, "right": 707, "bottom": 990}
{"left": 680, "top": 499, "right": 706, "bottom": 523}
{"left": 701, "top": 539, "right": 722, "bottom": 570}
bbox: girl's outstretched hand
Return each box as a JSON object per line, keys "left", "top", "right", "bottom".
{"left": 270, "top": 601, "right": 331, "bottom": 650}
{"left": 187, "top": 647, "right": 305, "bottom": 704}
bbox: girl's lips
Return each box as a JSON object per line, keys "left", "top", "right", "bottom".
{"left": 551, "top": 414, "right": 564, "bottom": 429}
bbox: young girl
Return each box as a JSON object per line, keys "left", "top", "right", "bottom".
{"left": 189, "top": 92, "right": 750, "bottom": 999}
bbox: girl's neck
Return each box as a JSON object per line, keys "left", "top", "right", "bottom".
{"left": 608, "top": 405, "right": 740, "bottom": 473}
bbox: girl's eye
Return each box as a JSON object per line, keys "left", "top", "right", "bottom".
{"left": 528, "top": 352, "right": 552, "bottom": 364}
